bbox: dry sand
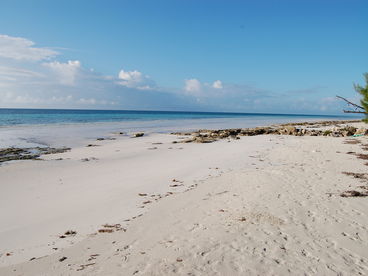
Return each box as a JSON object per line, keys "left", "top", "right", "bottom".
{"left": 0, "top": 125, "right": 368, "bottom": 275}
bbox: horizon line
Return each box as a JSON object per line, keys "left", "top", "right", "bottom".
{"left": 0, "top": 107, "right": 360, "bottom": 118}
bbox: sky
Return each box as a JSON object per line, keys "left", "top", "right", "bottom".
{"left": 0, "top": 0, "right": 367, "bottom": 114}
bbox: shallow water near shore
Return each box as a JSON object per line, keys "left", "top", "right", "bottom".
{"left": 0, "top": 109, "right": 357, "bottom": 148}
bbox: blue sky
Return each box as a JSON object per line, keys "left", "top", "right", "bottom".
{"left": 0, "top": 0, "right": 367, "bottom": 114}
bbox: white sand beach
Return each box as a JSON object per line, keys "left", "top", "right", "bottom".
{"left": 0, "top": 122, "right": 368, "bottom": 275}
{"left": 1, "top": 1, "right": 367, "bottom": 274}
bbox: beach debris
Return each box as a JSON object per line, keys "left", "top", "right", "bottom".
{"left": 81, "top": 157, "right": 98, "bottom": 162}
{"left": 356, "top": 153, "right": 368, "bottom": 160}
{"left": 59, "top": 230, "right": 77, "bottom": 238}
{"left": 170, "top": 179, "right": 184, "bottom": 187}
{"left": 96, "top": 137, "right": 116, "bottom": 141}
{"left": 138, "top": 193, "right": 147, "bottom": 196}
{"left": 355, "top": 128, "right": 368, "bottom": 135}
{"left": 59, "top": 256, "right": 67, "bottom": 262}
{"left": 152, "top": 142, "right": 163, "bottom": 145}
{"left": 147, "top": 147, "right": 157, "bottom": 150}
{"left": 170, "top": 184, "right": 183, "bottom": 187}
{"left": 87, "top": 254, "right": 99, "bottom": 261}
{"left": 98, "top": 229, "right": 114, "bottom": 233}
{"left": 342, "top": 172, "right": 368, "bottom": 182}
{"left": 132, "top": 132, "right": 144, "bottom": 138}
{"left": 239, "top": 217, "right": 247, "bottom": 222}
{"left": 340, "top": 190, "right": 368, "bottom": 197}
{"left": 142, "top": 200, "right": 152, "bottom": 204}
{"left": 86, "top": 144, "right": 99, "bottom": 147}
{"left": 176, "top": 258, "right": 183, "bottom": 262}
{"left": 76, "top": 263, "right": 96, "bottom": 271}
{"left": 344, "top": 139, "right": 361, "bottom": 144}
{"left": 215, "top": 190, "right": 229, "bottom": 195}
{"left": 98, "top": 224, "right": 126, "bottom": 233}
{"left": 64, "top": 230, "right": 77, "bottom": 236}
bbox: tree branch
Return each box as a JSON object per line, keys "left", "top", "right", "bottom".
{"left": 343, "top": 110, "right": 368, "bottom": 114}
{"left": 336, "top": 95, "right": 364, "bottom": 110}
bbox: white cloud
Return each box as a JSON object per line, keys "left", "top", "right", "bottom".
{"left": 0, "top": 34, "right": 349, "bottom": 114}
{"left": 0, "top": 65, "right": 44, "bottom": 79}
{"left": 212, "top": 80, "right": 223, "bottom": 89}
{"left": 118, "top": 69, "right": 155, "bottom": 90}
{"left": 184, "top": 78, "right": 201, "bottom": 93}
{"left": 118, "top": 70, "right": 142, "bottom": 84}
{"left": 78, "top": 98, "right": 97, "bottom": 105}
{"left": 43, "top": 60, "right": 81, "bottom": 85}
{"left": 0, "top": 34, "right": 58, "bottom": 61}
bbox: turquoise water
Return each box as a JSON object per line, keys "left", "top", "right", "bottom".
{"left": 0, "top": 108, "right": 354, "bottom": 127}
{"left": 0, "top": 108, "right": 359, "bottom": 148}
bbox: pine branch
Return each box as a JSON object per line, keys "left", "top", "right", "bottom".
{"left": 336, "top": 95, "right": 364, "bottom": 110}
{"left": 343, "top": 110, "right": 368, "bottom": 114}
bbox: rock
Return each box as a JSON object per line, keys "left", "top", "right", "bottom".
{"left": 132, "top": 133, "right": 144, "bottom": 138}
{"left": 0, "top": 147, "right": 70, "bottom": 164}
{"left": 169, "top": 120, "right": 364, "bottom": 143}
{"left": 279, "top": 126, "right": 296, "bottom": 135}
{"left": 219, "top": 132, "right": 230, "bottom": 138}
{"left": 183, "top": 138, "right": 195, "bottom": 143}
{"left": 340, "top": 126, "right": 357, "bottom": 136}
{"left": 194, "top": 137, "right": 217, "bottom": 143}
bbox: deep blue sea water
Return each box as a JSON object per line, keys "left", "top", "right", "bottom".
{"left": 0, "top": 108, "right": 360, "bottom": 148}
{"left": 0, "top": 108, "right": 355, "bottom": 127}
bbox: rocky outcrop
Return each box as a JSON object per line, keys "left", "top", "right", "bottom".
{"left": 171, "top": 120, "right": 367, "bottom": 143}
{"left": 0, "top": 147, "right": 71, "bottom": 164}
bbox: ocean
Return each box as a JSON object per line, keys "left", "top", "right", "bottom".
{"left": 0, "top": 108, "right": 358, "bottom": 148}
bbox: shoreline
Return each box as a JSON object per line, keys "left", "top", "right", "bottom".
{"left": 0, "top": 119, "right": 367, "bottom": 275}
{"left": 0, "top": 119, "right": 363, "bottom": 164}
{"left": 0, "top": 117, "right": 359, "bottom": 149}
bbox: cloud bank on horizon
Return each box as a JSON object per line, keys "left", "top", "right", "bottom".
{"left": 0, "top": 34, "right": 345, "bottom": 114}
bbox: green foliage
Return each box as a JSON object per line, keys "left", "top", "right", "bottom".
{"left": 354, "top": 73, "right": 368, "bottom": 123}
